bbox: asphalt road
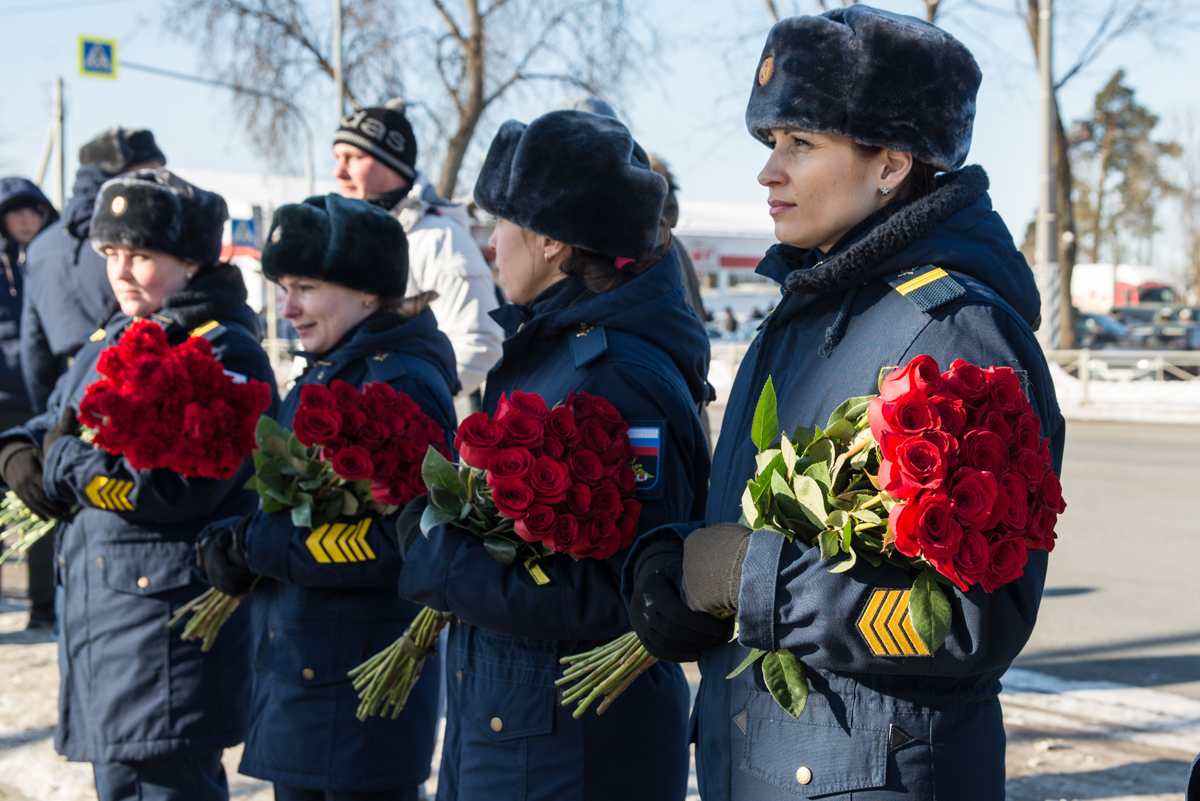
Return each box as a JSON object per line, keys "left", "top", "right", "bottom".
{"left": 1014, "top": 421, "right": 1200, "bottom": 700}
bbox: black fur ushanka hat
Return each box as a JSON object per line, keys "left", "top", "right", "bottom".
{"left": 745, "top": 6, "right": 982, "bottom": 172}
{"left": 473, "top": 110, "right": 668, "bottom": 258}
{"left": 261, "top": 194, "right": 408, "bottom": 299}
{"left": 91, "top": 169, "right": 227, "bottom": 266}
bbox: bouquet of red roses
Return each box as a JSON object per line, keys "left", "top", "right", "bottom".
{"left": 170, "top": 379, "right": 449, "bottom": 651}
{"left": 4, "top": 320, "right": 271, "bottom": 567}
{"left": 724, "top": 355, "right": 1066, "bottom": 719}
{"left": 350, "top": 390, "right": 645, "bottom": 720}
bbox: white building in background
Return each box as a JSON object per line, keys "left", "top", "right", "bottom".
{"left": 674, "top": 200, "right": 782, "bottom": 318}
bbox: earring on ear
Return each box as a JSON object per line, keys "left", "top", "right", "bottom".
{"left": 879, "top": 186, "right": 892, "bottom": 196}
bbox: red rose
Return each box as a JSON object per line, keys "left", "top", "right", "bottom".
{"left": 547, "top": 514, "right": 579, "bottom": 552}
{"left": 601, "top": 435, "right": 634, "bottom": 466}
{"left": 514, "top": 504, "right": 555, "bottom": 543}
{"left": 981, "top": 537, "right": 1028, "bottom": 593}
{"left": 300, "top": 383, "right": 335, "bottom": 410}
{"left": 998, "top": 471, "right": 1031, "bottom": 535}
{"left": 340, "top": 408, "right": 367, "bottom": 437}
{"left": 869, "top": 390, "right": 940, "bottom": 455}
{"left": 527, "top": 456, "right": 571, "bottom": 504}
{"left": 617, "top": 498, "right": 641, "bottom": 547}
{"left": 891, "top": 492, "right": 962, "bottom": 559}
{"left": 388, "top": 437, "right": 418, "bottom": 465}
{"left": 331, "top": 445, "right": 374, "bottom": 481}
{"left": 544, "top": 406, "right": 580, "bottom": 446}
{"left": 331, "top": 379, "right": 361, "bottom": 409}
{"left": 1037, "top": 470, "right": 1067, "bottom": 515}
{"left": 455, "top": 412, "right": 505, "bottom": 469}
{"left": 613, "top": 462, "right": 638, "bottom": 495}
{"left": 565, "top": 483, "right": 592, "bottom": 516}
{"left": 923, "top": 430, "right": 960, "bottom": 464}
{"left": 501, "top": 412, "right": 544, "bottom": 449}
{"left": 293, "top": 408, "right": 343, "bottom": 446}
{"left": 880, "top": 355, "right": 944, "bottom": 401}
{"left": 356, "top": 419, "right": 391, "bottom": 452}
{"left": 944, "top": 359, "right": 989, "bottom": 403}
{"left": 1012, "top": 448, "right": 1045, "bottom": 491}
{"left": 1013, "top": 413, "right": 1042, "bottom": 452}
{"left": 573, "top": 516, "right": 620, "bottom": 560}
{"left": 362, "top": 382, "right": 399, "bottom": 409}
{"left": 986, "top": 366, "right": 1026, "bottom": 414}
{"left": 1031, "top": 506, "right": 1058, "bottom": 552}
{"left": 538, "top": 437, "right": 566, "bottom": 459}
{"left": 371, "top": 450, "right": 401, "bottom": 482}
{"left": 566, "top": 392, "right": 594, "bottom": 421}
{"left": 590, "top": 481, "right": 624, "bottom": 518}
{"left": 497, "top": 390, "right": 549, "bottom": 421}
{"left": 371, "top": 479, "right": 412, "bottom": 506}
{"left": 488, "top": 447, "right": 536, "bottom": 480}
{"left": 962, "top": 429, "right": 1009, "bottom": 475}
{"left": 950, "top": 530, "right": 991, "bottom": 590}
{"left": 489, "top": 477, "right": 535, "bottom": 519}
{"left": 568, "top": 449, "right": 605, "bottom": 485}
{"left": 930, "top": 394, "right": 967, "bottom": 437}
{"left": 974, "top": 404, "right": 1013, "bottom": 440}
{"left": 587, "top": 395, "right": 628, "bottom": 437}
{"left": 878, "top": 437, "right": 946, "bottom": 499}
{"left": 949, "top": 467, "right": 1005, "bottom": 530}
{"left": 578, "top": 419, "right": 612, "bottom": 454}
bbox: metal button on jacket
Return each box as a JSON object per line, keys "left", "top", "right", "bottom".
{"left": 490, "top": 717, "right": 503, "bottom": 732}
{"left": 136, "top": 576, "right": 149, "bottom": 588}
{"left": 796, "top": 766, "right": 813, "bottom": 785}
{"left": 302, "top": 668, "right": 315, "bottom": 680}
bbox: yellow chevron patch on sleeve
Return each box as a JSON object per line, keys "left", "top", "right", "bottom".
{"left": 856, "top": 589, "right": 931, "bottom": 657}
{"left": 304, "top": 519, "right": 376, "bottom": 564}
{"left": 84, "top": 475, "right": 135, "bottom": 511}
{"left": 89, "top": 328, "right": 106, "bottom": 342}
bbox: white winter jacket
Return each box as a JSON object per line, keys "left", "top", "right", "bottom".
{"left": 391, "top": 173, "right": 503, "bottom": 396}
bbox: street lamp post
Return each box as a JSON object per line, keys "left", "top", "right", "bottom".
{"left": 1034, "top": 0, "right": 1058, "bottom": 349}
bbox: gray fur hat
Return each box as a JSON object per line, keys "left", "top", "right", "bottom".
{"left": 91, "top": 169, "right": 227, "bottom": 265}
{"left": 745, "top": 6, "right": 981, "bottom": 171}
{"left": 79, "top": 126, "right": 166, "bottom": 176}
{"left": 261, "top": 194, "right": 408, "bottom": 299}
{"left": 473, "top": 110, "right": 667, "bottom": 258}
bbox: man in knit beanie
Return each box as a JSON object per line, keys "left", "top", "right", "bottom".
{"left": 333, "top": 99, "right": 502, "bottom": 402}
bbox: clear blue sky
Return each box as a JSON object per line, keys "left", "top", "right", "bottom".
{"left": 2, "top": 0, "right": 1198, "bottom": 268}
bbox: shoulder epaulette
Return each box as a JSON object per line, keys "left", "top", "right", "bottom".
{"left": 883, "top": 265, "right": 966, "bottom": 314}
{"left": 189, "top": 319, "right": 226, "bottom": 340}
{"left": 89, "top": 328, "right": 106, "bottom": 342}
{"left": 569, "top": 324, "right": 609, "bottom": 369}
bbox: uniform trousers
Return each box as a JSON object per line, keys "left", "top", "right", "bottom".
{"left": 273, "top": 785, "right": 420, "bottom": 801}
{"left": 92, "top": 750, "right": 228, "bottom": 801}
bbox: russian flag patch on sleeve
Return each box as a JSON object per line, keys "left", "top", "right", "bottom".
{"left": 627, "top": 421, "right": 665, "bottom": 499}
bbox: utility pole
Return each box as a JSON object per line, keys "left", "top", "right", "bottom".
{"left": 53, "top": 77, "right": 65, "bottom": 210}
{"left": 1034, "top": 0, "right": 1058, "bottom": 348}
{"left": 333, "top": 0, "right": 344, "bottom": 120}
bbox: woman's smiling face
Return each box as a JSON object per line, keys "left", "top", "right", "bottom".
{"left": 277, "top": 275, "right": 380, "bottom": 355}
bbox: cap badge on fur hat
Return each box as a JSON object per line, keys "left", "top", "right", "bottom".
{"left": 110, "top": 196, "right": 126, "bottom": 215}
{"left": 270, "top": 225, "right": 282, "bottom": 243}
{"left": 758, "top": 56, "right": 774, "bottom": 86}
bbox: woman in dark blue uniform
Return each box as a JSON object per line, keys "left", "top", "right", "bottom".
{"left": 396, "top": 110, "right": 713, "bottom": 801}
{"left": 198, "top": 194, "right": 457, "bottom": 801}
{"left": 0, "top": 169, "right": 278, "bottom": 801}
{"left": 627, "top": 8, "right": 1067, "bottom": 800}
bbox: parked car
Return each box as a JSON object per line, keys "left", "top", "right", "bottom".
{"left": 1075, "top": 313, "right": 1128, "bottom": 349}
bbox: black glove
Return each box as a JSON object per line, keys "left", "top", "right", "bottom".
{"left": 628, "top": 539, "right": 732, "bottom": 663}
{"left": 42, "top": 406, "right": 79, "bottom": 457}
{"left": 0, "top": 442, "right": 72, "bottom": 521}
{"left": 681, "top": 522, "right": 753, "bottom": 614}
{"left": 395, "top": 493, "right": 430, "bottom": 560}
{"left": 197, "top": 516, "right": 255, "bottom": 595}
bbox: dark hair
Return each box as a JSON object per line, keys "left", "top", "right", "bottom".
{"left": 850, "top": 143, "right": 939, "bottom": 201}
{"left": 559, "top": 222, "right": 675, "bottom": 294}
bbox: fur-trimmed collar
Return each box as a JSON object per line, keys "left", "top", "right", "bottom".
{"left": 782, "top": 166, "right": 989, "bottom": 298}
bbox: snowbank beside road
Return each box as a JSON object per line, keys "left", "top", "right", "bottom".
{"left": 1051, "top": 363, "right": 1200, "bottom": 425}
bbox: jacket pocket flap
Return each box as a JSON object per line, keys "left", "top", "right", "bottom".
{"left": 100, "top": 543, "right": 193, "bottom": 596}
{"left": 461, "top": 670, "right": 555, "bottom": 742}
{"left": 741, "top": 694, "right": 888, "bottom": 797}
{"left": 261, "top": 617, "right": 407, "bottom": 687}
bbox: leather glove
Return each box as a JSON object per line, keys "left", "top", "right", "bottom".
{"left": 42, "top": 407, "right": 79, "bottom": 457}
{"left": 197, "top": 516, "right": 255, "bottom": 595}
{"left": 395, "top": 493, "right": 430, "bottom": 560}
{"left": 0, "top": 442, "right": 72, "bottom": 521}
{"left": 681, "top": 522, "right": 753, "bottom": 614}
{"left": 628, "top": 539, "right": 732, "bottom": 663}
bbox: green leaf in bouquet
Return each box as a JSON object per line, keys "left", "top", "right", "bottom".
{"left": 287, "top": 433, "right": 309, "bottom": 461}
{"left": 276, "top": 457, "right": 300, "bottom": 476}
{"left": 755, "top": 449, "right": 782, "bottom": 475}
{"left": 805, "top": 437, "right": 835, "bottom": 470}
{"left": 253, "top": 450, "right": 269, "bottom": 470}
{"left": 851, "top": 509, "right": 882, "bottom": 525}
{"left": 430, "top": 484, "right": 463, "bottom": 512}
{"left": 420, "top": 503, "right": 459, "bottom": 535}
{"left": 860, "top": 550, "right": 882, "bottom": 568}
{"left": 762, "top": 649, "right": 808, "bottom": 719}
{"left": 483, "top": 536, "right": 518, "bottom": 565}
{"left": 261, "top": 497, "right": 284, "bottom": 514}
{"left": 458, "top": 501, "right": 473, "bottom": 521}
{"left": 256, "top": 415, "right": 288, "bottom": 446}
{"left": 751, "top": 376, "right": 779, "bottom": 451}
{"left": 791, "top": 426, "right": 817, "bottom": 451}
{"left": 291, "top": 500, "right": 313, "bottom": 529}
{"left": 254, "top": 459, "right": 287, "bottom": 492}
{"left": 828, "top": 545, "right": 858, "bottom": 574}
{"left": 340, "top": 489, "right": 360, "bottom": 518}
{"left": 824, "top": 418, "right": 856, "bottom": 443}
{"left": 323, "top": 491, "right": 345, "bottom": 521}
{"left": 770, "top": 473, "right": 806, "bottom": 526}
{"left": 741, "top": 485, "right": 763, "bottom": 529}
{"left": 792, "top": 475, "right": 828, "bottom": 528}
{"left": 909, "top": 569, "right": 952, "bottom": 653}
{"left": 803, "top": 461, "right": 831, "bottom": 496}
{"left": 825, "top": 509, "right": 848, "bottom": 531}
{"left": 304, "top": 459, "right": 326, "bottom": 479}
{"left": 422, "top": 448, "right": 466, "bottom": 500}
{"left": 877, "top": 365, "right": 900, "bottom": 392}
{"left": 459, "top": 464, "right": 472, "bottom": 488}
{"left": 818, "top": 527, "right": 840, "bottom": 560}
{"left": 826, "top": 396, "right": 874, "bottom": 429}
{"left": 259, "top": 432, "right": 290, "bottom": 460}
{"left": 263, "top": 487, "right": 295, "bottom": 506}
{"left": 726, "top": 647, "right": 768, "bottom": 679}
{"left": 780, "top": 435, "right": 797, "bottom": 478}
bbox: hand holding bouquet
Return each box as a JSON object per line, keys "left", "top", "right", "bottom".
{"left": 170, "top": 379, "right": 448, "bottom": 650}
{"left": 351, "top": 391, "right": 644, "bottom": 721}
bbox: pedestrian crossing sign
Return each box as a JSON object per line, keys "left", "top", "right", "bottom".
{"left": 231, "top": 219, "right": 257, "bottom": 248}
{"left": 79, "top": 36, "right": 117, "bottom": 79}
